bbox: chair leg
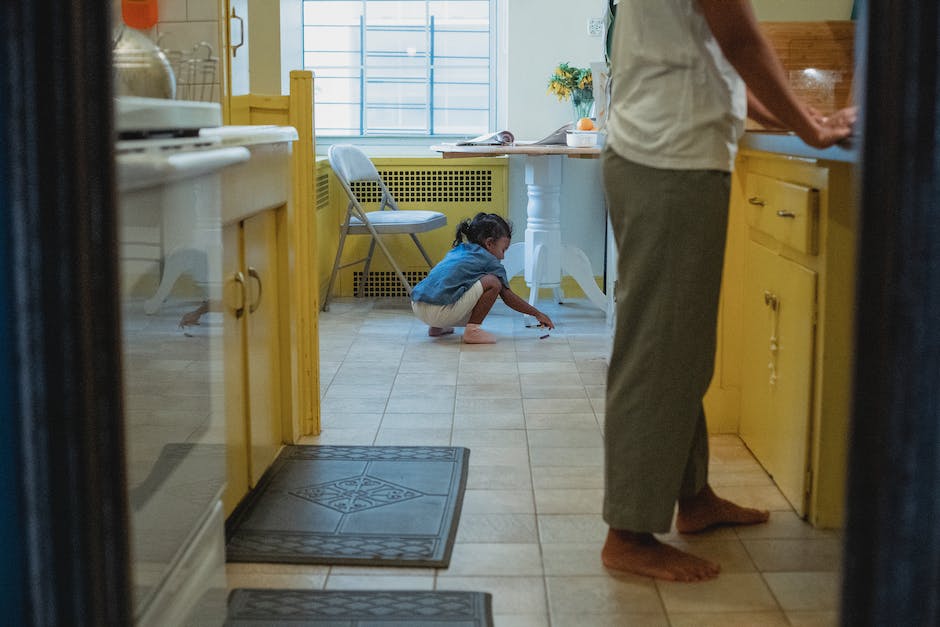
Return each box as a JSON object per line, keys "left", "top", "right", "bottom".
{"left": 322, "top": 224, "right": 351, "bottom": 312}
{"left": 359, "top": 238, "right": 377, "bottom": 297}
{"left": 363, "top": 224, "right": 414, "bottom": 296}
{"left": 409, "top": 233, "right": 434, "bottom": 267}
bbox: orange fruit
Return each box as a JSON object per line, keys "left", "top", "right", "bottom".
{"left": 576, "top": 117, "right": 595, "bottom": 131}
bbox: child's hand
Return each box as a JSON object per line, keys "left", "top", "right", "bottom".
{"left": 535, "top": 313, "right": 555, "bottom": 329}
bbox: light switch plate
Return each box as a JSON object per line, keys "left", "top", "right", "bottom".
{"left": 588, "top": 17, "right": 605, "bottom": 37}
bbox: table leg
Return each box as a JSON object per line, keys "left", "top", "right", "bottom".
{"left": 561, "top": 244, "right": 610, "bottom": 314}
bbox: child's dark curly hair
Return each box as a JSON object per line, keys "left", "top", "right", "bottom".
{"left": 453, "top": 212, "right": 512, "bottom": 248}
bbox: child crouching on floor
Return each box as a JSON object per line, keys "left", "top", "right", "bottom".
{"left": 411, "top": 212, "right": 554, "bottom": 344}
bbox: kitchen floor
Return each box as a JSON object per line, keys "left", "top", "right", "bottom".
{"left": 225, "top": 296, "right": 843, "bottom": 627}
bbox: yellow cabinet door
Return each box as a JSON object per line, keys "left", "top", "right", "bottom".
{"left": 222, "top": 222, "right": 249, "bottom": 515}
{"left": 740, "top": 239, "right": 817, "bottom": 515}
{"left": 243, "top": 210, "right": 283, "bottom": 486}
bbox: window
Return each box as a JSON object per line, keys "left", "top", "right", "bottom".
{"left": 302, "top": 0, "right": 496, "bottom": 137}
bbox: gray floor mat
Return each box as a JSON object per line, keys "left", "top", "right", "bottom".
{"left": 226, "top": 589, "right": 493, "bottom": 626}
{"left": 226, "top": 445, "right": 470, "bottom": 567}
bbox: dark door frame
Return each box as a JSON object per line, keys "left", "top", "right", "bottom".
{"left": 1, "top": 1, "right": 132, "bottom": 624}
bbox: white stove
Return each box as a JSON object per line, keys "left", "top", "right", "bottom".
{"left": 115, "top": 97, "right": 240, "bottom": 627}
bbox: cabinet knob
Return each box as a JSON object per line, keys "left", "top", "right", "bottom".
{"left": 763, "top": 290, "right": 779, "bottom": 311}
{"left": 748, "top": 196, "right": 766, "bottom": 207}
{"left": 776, "top": 210, "right": 797, "bottom": 219}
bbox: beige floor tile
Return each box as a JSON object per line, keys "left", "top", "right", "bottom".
{"left": 524, "top": 412, "right": 600, "bottom": 430}
{"left": 668, "top": 611, "right": 790, "bottom": 627}
{"left": 762, "top": 572, "right": 841, "bottom": 612}
{"left": 527, "top": 428, "right": 603, "bottom": 449}
{"left": 396, "top": 372, "right": 458, "bottom": 386}
{"left": 380, "top": 412, "right": 454, "bottom": 429}
{"left": 520, "top": 384, "right": 587, "bottom": 399}
{"left": 538, "top": 514, "right": 607, "bottom": 543}
{"left": 226, "top": 563, "right": 330, "bottom": 576}
{"left": 460, "top": 489, "right": 535, "bottom": 515}
{"left": 656, "top": 572, "right": 778, "bottom": 613}
{"left": 299, "top": 428, "right": 376, "bottom": 445}
{"left": 373, "top": 427, "right": 452, "bottom": 446}
{"left": 466, "top": 463, "right": 533, "bottom": 490}
{"left": 457, "top": 370, "right": 521, "bottom": 386}
{"left": 320, "top": 396, "right": 389, "bottom": 414}
{"left": 455, "top": 396, "right": 524, "bottom": 414}
{"left": 786, "top": 610, "right": 840, "bottom": 626}
{"left": 319, "top": 412, "right": 383, "bottom": 429}
{"left": 457, "top": 360, "right": 519, "bottom": 375}
{"left": 733, "top": 510, "right": 841, "bottom": 540}
{"left": 711, "top": 484, "right": 792, "bottom": 511}
{"left": 464, "top": 446, "right": 529, "bottom": 468}
{"left": 438, "top": 543, "right": 543, "bottom": 576}
{"left": 323, "top": 383, "right": 392, "bottom": 399}
{"left": 451, "top": 428, "right": 528, "bottom": 448}
{"left": 531, "top": 465, "right": 604, "bottom": 489}
{"left": 529, "top": 446, "right": 604, "bottom": 467}
{"left": 742, "top": 538, "right": 843, "bottom": 572}
{"left": 490, "top": 615, "right": 552, "bottom": 627}
{"left": 545, "top": 575, "right": 664, "bottom": 616}
{"left": 516, "top": 361, "right": 580, "bottom": 375}
{"left": 435, "top": 576, "right": 547, "bottom": 615}
{"left": 453, "top": 411, "right": 526, "bottom": 430}
{"left": 225, "top": 572, "right": 327, "bottom": 590}
{"left": 455, "top": 513, "right": 538, "bottom": 543}
{"left": 534, "top": 488, "right": 604, "bottom": 514}
{"left": 457, "top": 383, "right": 522, "bottom": 399}
{"left": 324, "top": 574, "right": 435, "bottom": 590}
{"left": 541, "top": 542, "right": 607, "bottom": 576}
{"left": 551, "top": 613, "right": 669, "bottom": 627}
{"left": 524, "top": 397, "right": 595, "bottom": 414}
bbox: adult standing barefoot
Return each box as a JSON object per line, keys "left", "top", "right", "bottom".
{"left": 600, "top": 0, "right": 854, "bottom": 582}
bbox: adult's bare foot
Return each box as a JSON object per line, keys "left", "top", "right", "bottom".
{"left": 676, "top": 484, "right": 770, "bottom": 534}
{"left": 601, "top": 529, "right": 720, "bottom": 582}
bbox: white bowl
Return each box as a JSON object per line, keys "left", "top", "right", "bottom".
{"left": 566, "top": 131, "right": 598, "bottom": 148}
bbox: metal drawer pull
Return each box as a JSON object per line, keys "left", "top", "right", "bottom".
{"left": 748, "top": 196, "right": 766, "bottom": 206}
{"left": 776, "top": 210, "right": 797, "bottom": 218}
{"left": 248, "top": 267, "right": 263, "bottom": 313}
{"left": 232, "top": 271, "right": 247, "bottom": 319}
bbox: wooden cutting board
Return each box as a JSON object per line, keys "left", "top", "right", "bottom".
{"left": 760, "top": 21, "right": 856, "bottom": 115}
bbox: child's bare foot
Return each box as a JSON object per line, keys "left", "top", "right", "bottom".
{"left": 602, "top": 529, "right": 720, "bottom": 582}
{"left": 463, "top": 323, "right": 496, "bottom": 344}
{"left": 676, "top": 485, "right": 770, "bottom": 534}
{"left": 428, "top": 326, "right": 454, "bottom": 337}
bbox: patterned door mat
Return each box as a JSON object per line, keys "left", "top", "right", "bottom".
{"left": 226, "top": 445, "right": 470, "bottom": 567}
{"left": 226, "top": 589, "right": 493, "bottom": 626}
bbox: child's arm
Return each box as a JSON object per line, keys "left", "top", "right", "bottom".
{"left": 499, "top": 287, "right": 555, "bottom": 329}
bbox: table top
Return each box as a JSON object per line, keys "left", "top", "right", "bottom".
{"left": 431, "top": 142, "right": 601, "bottom": 159}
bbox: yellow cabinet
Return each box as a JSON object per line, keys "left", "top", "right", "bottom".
{"left": 716, "top": 142, "right": 857, "bottom": 528}
{"left": 740, "top": 239, "right": 817, "bottom": 515}
{"left": 222, "top": 210, "right": 285, "bottom": 513}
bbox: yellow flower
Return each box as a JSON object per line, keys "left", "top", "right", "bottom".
{"left": 547, "top": 62, "right": 592, "bottom": 102}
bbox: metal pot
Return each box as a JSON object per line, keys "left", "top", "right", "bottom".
{"left": 112, "top": 25, "right": 176, "bottom": 99}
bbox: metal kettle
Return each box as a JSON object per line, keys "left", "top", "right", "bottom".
{"left": 112, "top": 24, "right": 176, "bottom": 99}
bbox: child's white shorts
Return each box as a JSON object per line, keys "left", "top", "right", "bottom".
{"left": 412, "top": 280, "right": 484, "bottom": 328}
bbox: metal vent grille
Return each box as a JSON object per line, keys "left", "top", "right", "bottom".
{"left": 353, "top": 270, "right": 428, "bottom": 298}
{"left": 316, "top": 171, "right": 330, "bottom": 211}
{"left": 350, "top": 168, "right": 494, "bottom": 204}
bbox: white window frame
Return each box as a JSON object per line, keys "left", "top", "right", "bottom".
{"left": 300, "top": 0, "right": 503, "bottom": 148}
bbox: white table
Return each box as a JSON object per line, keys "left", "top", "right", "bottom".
{"left": 431, "top": 143, "right": 610, "bottom": 317}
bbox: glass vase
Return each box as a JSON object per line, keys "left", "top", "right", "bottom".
{"left": 571, "top": 88, "right": 595, "bottom": 122}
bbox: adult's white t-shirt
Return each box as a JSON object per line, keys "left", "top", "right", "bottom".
{"left": 605, "top": 0, "right": 747, "bottom": 172}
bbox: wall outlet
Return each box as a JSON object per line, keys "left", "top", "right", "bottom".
{"left": 587, "top": 17, "right": 605, "bottom": 37}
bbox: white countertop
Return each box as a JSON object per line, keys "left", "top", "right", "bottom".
{"left": 200, "top": 125, "right": 299, "bottom": 146}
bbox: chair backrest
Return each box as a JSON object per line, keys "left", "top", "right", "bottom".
{"left": 328, "top": 144, "right": 383, "bottom": 185}
{"left": 328, "top": 144, "right": 400, "bottom": 211}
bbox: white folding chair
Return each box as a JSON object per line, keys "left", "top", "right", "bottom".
{"left": 323, "top": 144, "right": 447, "bottom": 311}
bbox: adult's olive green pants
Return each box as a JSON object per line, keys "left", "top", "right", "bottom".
{"left": 601, "top": 147, "right": 730, "bottom": 533}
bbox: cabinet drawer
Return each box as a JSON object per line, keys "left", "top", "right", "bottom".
{"left": 745, "top": 173, "right": 818, "bottom": 255}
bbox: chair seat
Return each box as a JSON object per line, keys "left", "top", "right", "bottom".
{"left": 348, "top": 210, "right": 448, "bottom": 235}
